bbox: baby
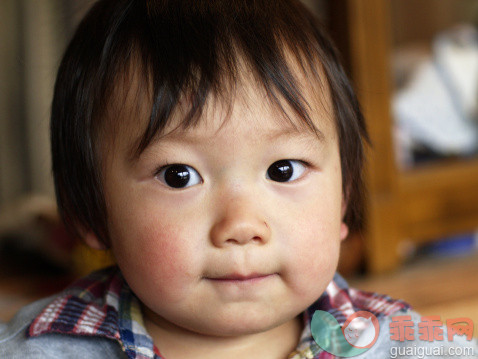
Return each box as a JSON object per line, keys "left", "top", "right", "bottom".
{"left": 1, "top": 0, "right": 476, "bottom": 358}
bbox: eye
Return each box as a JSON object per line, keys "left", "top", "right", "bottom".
{"left": 156, "top": 164, "right": 202, "bottom": 188}
{"left": 266, "top": 160, "right": 307, "bottom": 182}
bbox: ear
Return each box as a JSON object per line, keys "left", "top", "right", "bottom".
{"left": 83, "top": 231, "right": 107, "bottom": 250}
{"left": 339, "top": 196, "right": 349, "bottom": 241}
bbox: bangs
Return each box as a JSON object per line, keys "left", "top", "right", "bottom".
{"left": 101, "top": 0, "right": 330, "bottom": 156}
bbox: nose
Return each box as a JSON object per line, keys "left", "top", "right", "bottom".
{"left": 209, "top": 198, "right": 271, "bottom": 247}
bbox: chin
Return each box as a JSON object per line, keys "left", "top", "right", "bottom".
{"left": 191, "top": 311, "right": 296, "bottom": 338}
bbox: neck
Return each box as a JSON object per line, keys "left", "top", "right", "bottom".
{"left": 143, "top": 307, "right": 303, "bottom": 359}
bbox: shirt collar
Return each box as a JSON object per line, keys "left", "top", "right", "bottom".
{"left": 27, "top": 267, "right": 156, "bottom": 359}
{"left": 27, "top": 267, "right": 409, "bottom": 359}
{"left": 290, "top": 273, "right": 410, "bottom": 358}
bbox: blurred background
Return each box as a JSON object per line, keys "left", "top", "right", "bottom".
{"left": 1, "top": 0, "right": 478, "bottom": 333}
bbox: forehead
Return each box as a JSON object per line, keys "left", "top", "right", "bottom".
{"left": 102, "top": 57, "right": 336, "bottom": 157}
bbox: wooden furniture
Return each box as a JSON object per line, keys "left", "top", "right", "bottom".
{"left": 330, "top": 0, "right": 478, "bottom": 273}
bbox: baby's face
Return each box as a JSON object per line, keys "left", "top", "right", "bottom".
{"left": 94, "top": 76, "right": 346, "bottom": 338}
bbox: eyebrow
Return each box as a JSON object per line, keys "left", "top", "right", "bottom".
{"left": 263, "top": 126, "right": 325, "bottom": 142}
{"left": 156, "top": 122, "right": 325, "bottom": 143}
{"left": 128, "top": 121, "right": 326, "bottom": 162}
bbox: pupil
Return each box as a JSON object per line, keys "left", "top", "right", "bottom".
{"left": 268, "top": 160, "right": 293, "bottom": 182}
{"left": 165, "top": 165, "right": 190, "bottom": 188}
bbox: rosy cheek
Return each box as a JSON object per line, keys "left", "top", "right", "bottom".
{"left": 113, "top": 220, "right": 193, "bottom": 294}
{"left": 143, "top": 225, "right": 191, "bottom": 269}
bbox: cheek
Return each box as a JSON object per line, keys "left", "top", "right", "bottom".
{"left": 279, "top": 189, "right": 342, "bottom": 292}
{"left": 133, "top": 227, "right": 186, "bottom": 274}
{"left": 108, "top": 209, "right": 200, "bottom": 300}
{"left": 292, "top": 224, "right": 340, "bottom": 275}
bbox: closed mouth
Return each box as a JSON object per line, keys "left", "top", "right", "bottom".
{"left": 206, "top": 273, "right": 276, "bottom": 282}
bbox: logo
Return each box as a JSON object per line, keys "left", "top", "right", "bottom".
{"left": 311, "top": 310, "right": 380, "bottom": 357}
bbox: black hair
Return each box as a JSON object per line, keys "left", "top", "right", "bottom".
{"left": 51, "top": 0, "right": 369, "bottom": 244}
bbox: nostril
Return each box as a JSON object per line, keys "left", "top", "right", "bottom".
{"left": 224, "top": 235, "right": 262, "bottom": 245}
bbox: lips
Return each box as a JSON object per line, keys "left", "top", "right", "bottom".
{"left": 208, "top": 273, "right": 272, "bottom": 281}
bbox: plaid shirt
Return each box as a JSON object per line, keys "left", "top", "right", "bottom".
{"left": 27, "top": 267, "right": 409, "bottom": 359}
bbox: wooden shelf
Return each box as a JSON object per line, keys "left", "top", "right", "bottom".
{"left": 399, "top": 158, "right": 478, "bottom": 241}
{"left": 338, "top": 0, "right": 478, "bottom": 273}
